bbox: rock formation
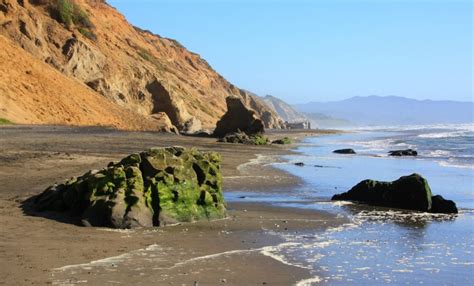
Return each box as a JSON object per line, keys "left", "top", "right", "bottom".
{"left": 0, "top": 0, "right": 283, "bottom": 132}
{"left": 388, "top": 149, "right": 418, "bottom": 156}
{"left": 332, "top": 173, "right": 458, "bottom": 214}
{"left": 29, "top": 147, "right": 226, "bottom": 228}
{"left": 217, "top": 131, "right": 269, "bottom": 145}
{"left": 333, "top": 148, "right": 356, "bottom": 154}
{"left": 261, "top": 95, "right": 308, "bottom": 123}
{"left": 272, "top": 137, "right": 292, "bottom": 145}
{"left": 213, "top": 96, "right": 265, "bottom": 137}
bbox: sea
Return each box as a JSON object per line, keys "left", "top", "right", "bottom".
{"left": 228, "top": 123, "right": 474, "bottom": 285}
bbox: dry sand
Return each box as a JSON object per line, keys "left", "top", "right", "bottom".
{"left": 0, "top": 125, "right": 343, "bottom": 285}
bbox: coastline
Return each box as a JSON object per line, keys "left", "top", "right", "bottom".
{"left": 0, "top": 125, "right": 343, "bottom": 285}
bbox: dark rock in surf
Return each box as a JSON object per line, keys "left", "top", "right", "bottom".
{"left": 388, "top": 149, "right": 418, "bottom": 156}
{"left": 431, "top": 195, "right": 458, "bottom": 214}
{"left": 332, "top": 173, "right": 457, "bottom": 214}
{"left": 333, "top": 148, "right": 356, "bottom": 154}
{"left": 294, "top": 162, "right": 305, "bottom": 167}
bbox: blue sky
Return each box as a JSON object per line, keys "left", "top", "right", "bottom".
{"left": 108, "top": 0, "right": 473, "bottom": 104}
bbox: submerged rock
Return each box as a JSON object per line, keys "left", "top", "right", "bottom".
{"left": 333, "top": 148, "right": 356, "bottom": 154}
{"left": 30, "top": 147, "right": 226, "bottom": 228}
{"left": 213, "top": 96, "right": 265, "bottom": 137}
{"left": 332, "top": 173, "right": 457, "bottom": 214}
{"left": 388, "top": 149, "right": 418, "bottom": 156}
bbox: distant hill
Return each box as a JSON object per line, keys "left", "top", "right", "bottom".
{"left": 261, "top": 95, "right": 307, "bottom": 122}
{"left": 302, "top": 113, "right": 353, "bottom": 128}
{"left": 294, "top": 96, "right": 474, "bottom": 126}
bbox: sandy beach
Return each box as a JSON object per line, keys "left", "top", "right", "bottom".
{"left": 0, "top": 125, "right": 343, "bottom": 285}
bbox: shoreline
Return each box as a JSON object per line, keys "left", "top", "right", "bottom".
{"left": 0, "top": 125, "right": 344, "bottom": 285}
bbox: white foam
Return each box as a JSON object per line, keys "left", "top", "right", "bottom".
{"left": 438, "top": 160, "right": 474, "bottom": 169}
{"left": 54, "top": 244, "right": 163, "bottom": 271}
{"left": 295, "top": 276, "right": 322, "bottom": 286}
{"left": 418, "top": 131, "right": 470, "bottom": 139}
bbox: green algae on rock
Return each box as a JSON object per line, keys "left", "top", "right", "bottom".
{"left": 31, "top": 147, "right": 226, "bottom": 228}
{"left": 332, "top": 173, "right": 458, "bottom": 214}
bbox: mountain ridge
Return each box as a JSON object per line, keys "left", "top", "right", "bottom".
{"left": 294, "top": 95, "right": 473, "bottom": 126}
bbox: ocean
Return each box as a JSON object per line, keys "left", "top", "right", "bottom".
{"left": 228, "top": 124, "right": 474, "bottom": 285}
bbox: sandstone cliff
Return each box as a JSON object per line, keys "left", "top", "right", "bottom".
{"left": 261, "top": 95, "right": 307, "bottom": 123}
{"left": 0, "top": 0, "right": 283, "bottom": 131}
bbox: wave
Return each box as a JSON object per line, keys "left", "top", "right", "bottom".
{"left": 347, "top": 123, "right": 474, "bottom": 132}
{"left": 418, "top": 131, "right": 472, "bottom": 139}
{"left": 346, "top": 138, "right": 413, "bottom": 152}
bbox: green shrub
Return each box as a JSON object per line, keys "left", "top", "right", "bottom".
{"left": 57, "top": 0, "right": 74, "bottom": 28}
{"left": 0, "top": 118, "right": 14, "bottom": 125}
{"left": 78, "top": 27, "right": 97, "bottom": 41}
{"left": 55, "top": 0, "right": 97, "bottom": 40}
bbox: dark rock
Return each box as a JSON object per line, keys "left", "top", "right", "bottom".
{"left": 333, "top": 148, "right": 356, "bottom": 154}
{"left": 388, "top": 149, "right": 418, "bottom": 156}
{"left": 30, "top": 147, "right": 226, "bottom": 228}
{"left": 218, "top": 131, "right": 269, "bottom": 145}
{"left": 294, "top": 162, "right": 305, "bottom": 167}
{"left": 332, "top": 173, "right": 433, "bottom": 212}
{"left": 272, "top": 137, "right": 292, "bottom": 145}
{"left": 213, "top": 96, "right": 265, "bottom": 137}
{"left": 431, "top": 195, "right": 458, "bottom": 214}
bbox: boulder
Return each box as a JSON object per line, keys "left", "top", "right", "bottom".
{"left": 389, "top": 149, "right": 418, "bottom": 156}
{"left": 332, "top": 174, "right": 457, "bottom": 214}
{"left": 272, "top": 137, "right": 292, "bottom": 145}
{"left": 431, "top": 195, "right": 458, "bottom": 214}
{"left": 333, "top": 148, "right": 356, "bottom": 154}
{"left": 218, "top": 131, "right": 269, "bottom": 145}
{"left": 213, "top": 96, "right": 265, "bottom": 137}
{"left": 30, "top": 147, "right": 226, "bottom": 228}
{"left": 181, "top": 116, "right": 202, "bottom": 134}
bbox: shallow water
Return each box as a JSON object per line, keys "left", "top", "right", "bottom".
{"left": 228, "top": 126, "right": 474, "bottom": 285}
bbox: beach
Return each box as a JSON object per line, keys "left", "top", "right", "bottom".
{"left": 0, "top": 125, "right": 341, "bottom": 285}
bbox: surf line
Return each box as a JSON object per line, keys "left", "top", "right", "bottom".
{"left": 53, "top": 242, "right": 311, "bottom": 272}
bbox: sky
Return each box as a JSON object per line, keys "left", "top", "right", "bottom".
{"left": 108, "top": 0, "right": 473, "bottom": 104}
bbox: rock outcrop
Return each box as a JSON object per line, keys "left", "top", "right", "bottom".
{"left": 30, "top": 147, "right": 226, "bottom": 228}
{"left": 272, "top": 137, "right": 292, "bottom": 145}
{"left": 333, "top": 148, "right": 356, "bottom": 154}
{"left": 213, "top": 96, "right": 265, "bottom": 137}
{"left": 261, "top": 95, "right": 308, "bottom": 123}
{"left": 332, "top": 173, "right": 458, "bottom": 214}
{"left": 0, "top": 0, "right": 283, "bottom": 132}
{"left": 217, "top": 131, "right": 269, "bottom": 145}
{"left": 431, "top": 195, "right": 458, "bottom": 214}
{"left": 389, "top": 149, "right": 418, "bottom": 156}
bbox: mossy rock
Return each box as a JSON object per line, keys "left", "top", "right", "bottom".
{"left": 272, "top": 137, "right": 292, "bottom": 145}
{"left": 31, "top": 147, "right": 226, "bottom": 228}
{"left": 218, "top": 131, "right": 269, "bottom": 145}
{"left": 331, "top": 173, "right": 456, "bottom": 213}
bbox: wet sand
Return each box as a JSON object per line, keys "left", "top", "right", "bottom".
{"left": 0, "top": 125, "right": 343, "bottom": 285}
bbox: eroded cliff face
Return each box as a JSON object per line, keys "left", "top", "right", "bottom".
{"left": 0, "top": 0, "right": 284, "bottom": 131}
